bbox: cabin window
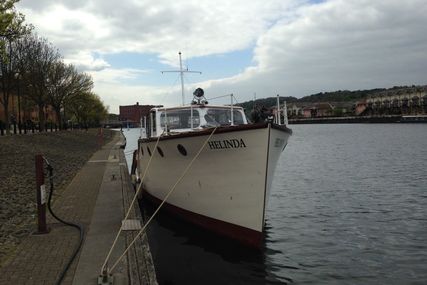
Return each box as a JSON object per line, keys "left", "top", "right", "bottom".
{"left": 204, "top": 109, "right": 244, "bottom": 126}
{"left": 160, "top": 109, "right": 200, "bottom": 129}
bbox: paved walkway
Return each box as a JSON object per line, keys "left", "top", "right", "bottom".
{"left": 0, "top": 132, "right": 153, "bottom": 285}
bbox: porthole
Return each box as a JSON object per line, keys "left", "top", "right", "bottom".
{"left": 147, "top": 146, "right": 152, "bottom": 156}
{"left": 177, "top": 144, "right": 187, "bottom": 156}
{"left": 157, "top": 146, "right": 164, "bottom": 157}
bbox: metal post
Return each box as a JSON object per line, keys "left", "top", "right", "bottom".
{"left": 161, "top": 52, "right": 201, "bottom": 106}
{"left": 150, "top": 112, "right": 153, "bottom": 137}
{"left": 179, "top": 52, "right": 185, "bottom": 106}
{"left": 144, "top": 116, "right": 147, "bottom": 138}
{"left": 230, "top": 94, "right": 234, "bottom": 126}
{"left": 190, "top": 104, "right": 194, "bottom": 129}
{"left": 284, "top": 101, "right": 289, "bottom": 125}
{"left": 35, "top": 154, "right": 49, "bottom": 234}
{"left": 140, "top": 117, "right": 143, "bottom": 138}
{"left": 276, "top": 94, "right": 281, "bottom": 125}
{"left": 164, "top": 109, "right": 168, "bottom": 133}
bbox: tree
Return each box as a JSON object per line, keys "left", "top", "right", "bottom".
{"left": 68, "top": 92, "right": 107, "bottom": 128}
{"left": 0, "top": 0, "right": 31, "bottom": 134}
{"left": 46, "top": 62, "right": 93, "bottom": 129}
{"left": 18, "top": 34, "right": 60, "bottom": 131}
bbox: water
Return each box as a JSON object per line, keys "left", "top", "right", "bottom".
{"left": 122, "top": 124, "right": 427, "bottom": 284}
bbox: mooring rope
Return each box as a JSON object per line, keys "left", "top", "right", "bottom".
{"left": 100, "top": 133, "right": 163, "bottom": 274}
{"left": 108, "top": 127, "right": 217, "bottom": 273}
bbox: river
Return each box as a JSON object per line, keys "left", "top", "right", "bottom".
{"left": 122, "top": 123, "right": 427, "bottom": 284}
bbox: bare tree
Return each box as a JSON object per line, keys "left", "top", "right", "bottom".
{"left": 47, "top": 62, "right": 93, "bottom": 129}
{"left": 18, "top": 34, "right": 60, "bottom": 131}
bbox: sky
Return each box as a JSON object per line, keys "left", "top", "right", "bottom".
{"left": 16, "top": 0, "right": 427, "bottom": 113}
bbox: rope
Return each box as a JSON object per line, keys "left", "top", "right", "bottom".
{"left": 100, "top": 133, "right": 163, "bottom": 274}
{"left": 108, "top": 127, "right": 217, "bottom": 273}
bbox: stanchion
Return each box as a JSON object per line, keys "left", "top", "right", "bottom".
{"left": 35, "top": 154, "right": 49, "bottom": 234}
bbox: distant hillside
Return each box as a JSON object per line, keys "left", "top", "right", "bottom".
{"left": 238, "top": 96, "right": 298, "bottom": 112}
{"left": 237, "top": 85, "right": 425, "bottom": 110}
{"left": 299, "top": 89, "right": 385, "bottom": 103}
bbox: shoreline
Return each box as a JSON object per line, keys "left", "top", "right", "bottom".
{"left": 289, "top": 115, "right": 427, "bottom": 124}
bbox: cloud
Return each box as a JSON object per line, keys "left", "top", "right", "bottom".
{"left": 16, "top": 0, "right": 427, "bottom": 112}
{"left": 203, "top": 0, "right": 427, "bottom": 99}
{"left": 89, "top": 67, "right": 149, "bottom": 84}
{"left": 64, "top": 51, "right": 110, "bottom": 71}
{"left": 18, "top": 0, "right": 300, "bottom": 64}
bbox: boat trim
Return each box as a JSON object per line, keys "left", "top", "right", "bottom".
{"left": 139, "top": 122, "right": 292, "bottom": 143}
{"left": 142, "top": 189, "right": 263, "bottom": 248}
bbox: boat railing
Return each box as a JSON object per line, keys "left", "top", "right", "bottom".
{"left": 206, "top": 93, "right": 239, "bottom": 126}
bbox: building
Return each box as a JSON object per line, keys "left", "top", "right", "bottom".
{"left": 355, "top": 100, "right": 368, "bottom": 115}
{"left": 119, "top": 102, "right": 154, "bottom": 127}
{"left": 0, "top": 93, "right": 57, "bottom": 124}
{"left": 364, "top": 86, "right": 427, "bottom": 115}
{"left": 287, "top": 103, "right": 304, "bottom": 117}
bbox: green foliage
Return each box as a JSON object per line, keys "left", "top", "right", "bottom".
{"left": 238, "top": 96, "right": 298, "bottom": 111}
{"left": 0, "top": 0, "right": 32, "bottom": 52}
{"left": 0, "top": 0, "right": 20, "bottom": 34}
{"left": 237, "top": 85, "right": 426, "bottom": 111}
{"left": 333, "top": 108, "right": 344, "bottom": 117}
{"left": 299, "top": 89, "right": 386, "bottom": 103}
{"left": 0, "top": 0, "right": 32, "bottom": 134}
{"left": 68, "top": 92, "right": 108, "bottom": 126}
{"left": 0, "top": 2, "right": 107, "bottom": 131}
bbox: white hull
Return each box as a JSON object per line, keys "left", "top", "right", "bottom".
{"left": 137, "top": 123, "right": 291, "bottom": 246}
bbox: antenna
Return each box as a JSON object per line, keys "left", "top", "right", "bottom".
{"left": 161, "top": 52, "right": 201, "bottom": 106}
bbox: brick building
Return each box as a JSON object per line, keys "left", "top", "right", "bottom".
{"left": 119, "top": 102, "right": 154, "bottom": 126}
{"left": 1, "top": 93, "right": 57, "bottom": 124}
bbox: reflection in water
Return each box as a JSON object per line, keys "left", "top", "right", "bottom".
{"left": 141, "top": 200, "right": 290, "bottom": 285}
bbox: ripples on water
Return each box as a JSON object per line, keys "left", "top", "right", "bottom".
{"left": 123, "top": 124, "right": 427, "bottom": 284}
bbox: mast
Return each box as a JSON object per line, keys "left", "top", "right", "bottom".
{"left": 161, "top": 52, "right": 202, "bottom": 106}
{"left": 179, "top": 52, "right": 184, "bottom": 106}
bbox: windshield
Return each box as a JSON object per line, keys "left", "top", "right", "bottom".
{"left": 204, "top": 108, "right": 244, "bottom": 126}
{"left": 160, "top": 109, "right": 200, "bottom": 129}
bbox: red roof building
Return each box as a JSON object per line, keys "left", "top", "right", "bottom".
{"left": 119, "top": 102, "right": 154, "bottom": 125}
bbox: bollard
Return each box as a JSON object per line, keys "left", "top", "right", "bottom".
{"left": 97, "top": 128, "right": 104, "bottom": 147}
{"left": 35, "top": 154, "right": 49, "bottom": 234}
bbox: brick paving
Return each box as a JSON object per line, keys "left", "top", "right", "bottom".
{"left": 0, "top": 134, "right": 120, "bottom": 285}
